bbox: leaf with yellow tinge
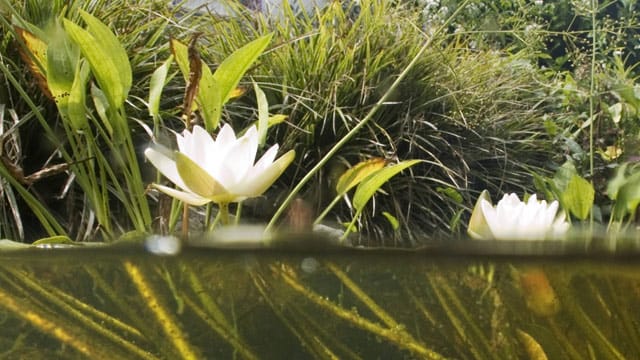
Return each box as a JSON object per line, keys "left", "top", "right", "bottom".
{"left": 336, "top": 158, "right": 386, "bottom": 195}
{"left": 468, "top": 190, "right": 493, "bottom": 240}
{"left": 353, "top": 159, "right": 421, "bottom": 212}
{"left": 15, "top": 27, "right": 51, "bottom": 98}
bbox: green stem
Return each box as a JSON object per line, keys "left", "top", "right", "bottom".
{"left": 219, "top": 202, "right": 230, "bottom": 226}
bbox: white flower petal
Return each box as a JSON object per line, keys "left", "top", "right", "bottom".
{"left": 144, "top": 146, "right": 188, "bottom": 190}
{"left": 151, "top": 184, "right": 211, "bottom": 206}
{"left": 238, "top": 150, "right": 295, "bottom": 197}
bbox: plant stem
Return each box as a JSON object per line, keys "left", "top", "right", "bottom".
{"left": 219, "top": 202, "right": 230, "bottom": 225}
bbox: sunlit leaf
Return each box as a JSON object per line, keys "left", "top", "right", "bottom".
{"left": 77, "top": 10, "right": 131, "bottom": 95}
{"left": 254, "top": 81, "right": 269, "bottom": 147}
{"left": 561, "top": 175, "right": 594, "bottom": 220}
{"left": 149, "top": 55, "right": 173, "bottom": 118}
{"left": 382, "top": 211, "right": 399, "bottom": 231}
{"left": 353, "top": 159, "right": 420, "bottom": 212}
{"left": 213, "top": 33, "right": 273, "bottom": 104}
{"left": 67, "top": 60, "right": 90, "bottom": 129}
{"left": 336, "top": 158, "right": 386, "bottom": 195}
{"left": 63, "top": 17, "right": 125, "bottom": 108}
{"left": 15, "top": 27, "right": 50, "bottom": 98}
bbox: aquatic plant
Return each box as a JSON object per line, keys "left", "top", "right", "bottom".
{"left": 468, "top": 191, "right": 569, "bottom": 240}
{"left": 145, "top": 124, "right": 294, "bottom": 221}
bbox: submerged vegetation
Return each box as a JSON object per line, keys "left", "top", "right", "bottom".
{"left": 0, "top": 0, "right": 639, "bottom": 245}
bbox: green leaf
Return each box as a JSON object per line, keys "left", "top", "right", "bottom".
{"left": 45, "top": 21, "right": 77, "bottom": 109}
{"left": 78, "top": 10, "right": 131, "bottom": 95}
{"left": 561, "top": 175, "right": 594, "bottom": 220}
{"left": 382, "top": 211, "right": 400, "bottom": 231}
{"left": 436, "top": 186, "right": 463, "bottom": 204}
{"left": 63, "top": 18, "right": 125, "bottom": 108}
{"left": 32, "top": 235, "right": 74, "bottom": 246}
{"left": 467, "top": 190, "right": 493, "bottom": 240}
{"left": 336, "top": 158, "right": 386, "bottom": 195}
{"left": 213, "top": 33, "right": 273, "bottom": 104}
{"left": 612, "top": 169, "right": 640, "bottom": 220}
{"left": 353, "top": 159, "right": 420, "bottom": 212}
{"left": 67, "top": 59, "right": 90, "bottom": 129}
{"left": 149, "top": 55, "right": 173, "bottom": 118}
{"left": 253, "top": 81, "right": 269, "bottom": 147}
{"left": 607, "top": 163, "right": 629, "bottom": 201}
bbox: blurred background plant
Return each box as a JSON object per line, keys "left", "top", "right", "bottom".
{"left": 1, "top": 0, "right": 640, "bottom": 245}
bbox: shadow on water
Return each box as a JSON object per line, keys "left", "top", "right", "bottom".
{"left": 0, "top": 236, "right": 639, "bottom": 359}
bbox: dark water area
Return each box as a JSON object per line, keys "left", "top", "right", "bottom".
{"left": 0, "top": 239, "right": 639, "bottom": 359}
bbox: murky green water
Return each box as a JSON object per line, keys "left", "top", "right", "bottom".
{"left": 0, "top": 240, "right": 639, "bottom": 359}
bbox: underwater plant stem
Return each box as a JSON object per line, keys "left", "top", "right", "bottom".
{"left": 427, "top": 273, "right": 498, "bottom": 360}
{"left": 277, "top": 266, "right": 446, "bottom": 360}
{"left": 265, "top": 0, "right": 473, "bottom": 232}
{"left": 182, "top": 203, "right": 189, "bottom": 238}
{"left": 326, "top": 262, "right": 399, "bottom": 329}
{"left": 1, "top": 268, "right": 155, "bottom": 359}
{"left": 183, "top": 297, "right": 258, "bottom": 360}
{"left": 0, "top": 287, "right": 99, "bottom": 358}
{"left": 124, "top": 261, "right": 200, "bottom": 359}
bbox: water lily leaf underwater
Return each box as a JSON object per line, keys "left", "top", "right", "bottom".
{"left": 467, "top": 189, "right": 492, "bottom": 240}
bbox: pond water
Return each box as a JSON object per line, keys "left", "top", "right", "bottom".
{"left": 0, "top": 238, "right": 639, "bottom": 359}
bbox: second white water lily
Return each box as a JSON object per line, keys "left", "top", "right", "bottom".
{"left": 145, "top": 124, "right": 295, "bottom": 206}
{"left": 468, "top": 191, "right": 569, "bottom": 240}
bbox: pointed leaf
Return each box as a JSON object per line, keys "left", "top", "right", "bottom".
{"left": 336, "top": 158, "right": 386, "bottom": 195}
{"left": 561, "top": 175, "right": 594, "bottom": 220}
{"left": 353, "top": 160, "right": 420, "bottom": 212}
{"left": 213, "top": 33, "right": 273, "bottom": 104}
{"left": 382, "top": 211, "right": 399, "bottom": 231}
{"left": 149, "top": 55, "right": 173, "bottom": 118}
{"left": 254, "top": 81, "right": 269, "bottom": 147}
{"left": 63, "top": 19, "right": 124, "bottom": 108}
{"left": 67, "top": 60, "right": 90, "bottom": 129}
{"left": 78, "top": 10, "right": 131, "bottom": 94}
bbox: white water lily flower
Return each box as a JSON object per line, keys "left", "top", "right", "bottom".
{"left": 468, "top": 191, "right": 569, "bottom": 240}
{"left": 145, "top": 124, "right": 295, "bottom": 205}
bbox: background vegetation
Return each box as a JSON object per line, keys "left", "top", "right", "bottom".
{"left": 1, "top": 0, "right": 639, "bottom": 245}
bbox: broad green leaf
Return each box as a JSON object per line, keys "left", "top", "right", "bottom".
{"left": 561, "top": 175, "right": 594, "bottom": 220}
{"left": 612, "top": 169, "right": 640, "bottom": 220}
{"left": 213, "top": 33, "right": 273, "bottom": 104}
{"left": 552, "top": 161, "right": 577, "bottom": 193}
{"left": 336, "top": 158, "right": 386, "bottom": 195}
{"left": 382, "top": 211, "right": 399, "bottom": 231}
{"left": 63, "top": 18, "right": 124, "bottom": 108}
{"left": 149, "top": 55, "right": 173, "bottom": 118}
{"left": 254, "top": 81, "right": 269, "bottom": 147}
{"left": 175, "top": 152, "right": 226, "bottom": 198}
{"left": 607, "top": 163, "right": 629, "bottom": 200}
{"left": 353, "top": 159, "right": 420, "bottom": 212}
{"left": 78, "top": 10, "right": 131, "bottom": 95}
{"left": 467, "top": 190, "right": 493, "bottom": 240}
{"left": 45, "top": 21, "right": 77, "bottom": 110}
